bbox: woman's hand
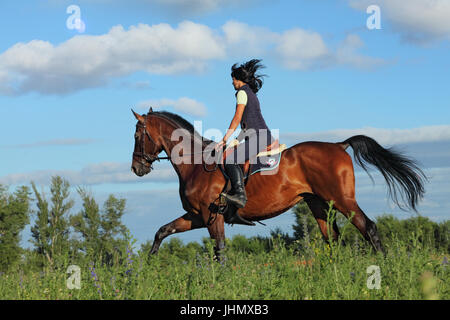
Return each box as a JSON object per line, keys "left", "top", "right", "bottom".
{"left": 215, "top": 140, "right": 225, "bottom": 152}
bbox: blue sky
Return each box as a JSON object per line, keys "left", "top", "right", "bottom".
{"left": 0, "top": 0, "right": 449, "bottom": 247}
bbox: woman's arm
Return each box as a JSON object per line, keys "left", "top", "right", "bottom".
{"left": 215, "top": 90, "right": 247, "bottom": 151}
{"left": 215, "top": 103, "right": 245, "bottom": 151}
{"left": 222, "top": 103, "right": 245, "bottom": 142}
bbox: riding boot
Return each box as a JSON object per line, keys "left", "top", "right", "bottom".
{"left": 223, "top": 164, "right": 247, "bottom": 208}
{"left": 222, "top": 164, "right": 254, "bottom": 226}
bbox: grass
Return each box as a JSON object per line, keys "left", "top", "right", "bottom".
{"left": 0, "top": 234, "right": 448, "bottom": 300}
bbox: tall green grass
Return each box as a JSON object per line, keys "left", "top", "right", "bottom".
{"left": 1, "top": 232, "right": 448, "bottom": 300}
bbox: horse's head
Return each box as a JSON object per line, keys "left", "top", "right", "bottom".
{"left": 131, "top": 109, "right": 164, "bottom": 177}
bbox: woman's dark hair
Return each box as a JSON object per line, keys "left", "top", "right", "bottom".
{"left": 231, "top": 59, "right": 267, "bottom": 93}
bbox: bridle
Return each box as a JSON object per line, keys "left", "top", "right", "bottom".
{"left": 133, "top": 112, "right": 222, "bottom": 172}
{"left": 133, "top": 114, "right": 170, "bottom": 168}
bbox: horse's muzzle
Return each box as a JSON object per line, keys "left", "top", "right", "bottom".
{"left": 131, "top": 162, "right": 151, "bottom": 177}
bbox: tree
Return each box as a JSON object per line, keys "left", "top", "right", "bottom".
{"left": 30, "top": 176, "right": 74, "bottom": 270}
{"left": 292, "top": 200, "right": 319, "bottom": 243}
{"left": 0, "top": 185, "right": 31, "bottom": 271}
{"left": 433, "top": 220, "right": 450, "bottom": 252}
{"left": 70, "top": 188, "right": 102, "bottom": 261}
{"left": 71, "top": 188, "right": 129, "bottom": 265}
{"left": 376, "top": 214, "right": 450, "bottom": 251}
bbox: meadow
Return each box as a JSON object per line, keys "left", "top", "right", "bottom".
{"left": 1, "top": 178, "right": 448, "bottom": 300}
{"left": 1, "top": 232, "right": 448, "bottom": 300}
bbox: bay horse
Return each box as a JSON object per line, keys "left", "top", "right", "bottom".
{"left": 131, "top": 109, "right": 426, "bottom": 258}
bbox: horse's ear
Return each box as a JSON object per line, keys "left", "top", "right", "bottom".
{"left": 131, "top": 109, "right": 145, "bottom": 123}
{"left": 149, "top": 106, "right": 153, "bottom": 113}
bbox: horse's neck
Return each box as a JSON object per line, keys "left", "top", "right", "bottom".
{"left": 159, "top": 123, "right": 202, "bottom": 182}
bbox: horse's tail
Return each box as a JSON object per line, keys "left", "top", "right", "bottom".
{"left": 339, "top": 135, "right": 426, "bottom": 212}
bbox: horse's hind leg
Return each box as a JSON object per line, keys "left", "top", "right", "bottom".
{"left": 327, "top": 156, "right": 384, "bottom": 253}
{"left": 149, "top": 211, "right": 205, "bottom": 255}
{"left": 303, "top": 194, "right": 341, "bottom": 242}
{"left": 333, "top": 199, "right": 384, "bottom": 253}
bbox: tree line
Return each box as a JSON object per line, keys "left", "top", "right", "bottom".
{"left": 0, "top": 175, "right": 448, "bottom": 272}
{"left": 0, "top": 176, "right": 130, "bottom": 272}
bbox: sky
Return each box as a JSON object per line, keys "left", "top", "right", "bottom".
{"left": 0, "top": 0, "right": 449, "bottom": 247}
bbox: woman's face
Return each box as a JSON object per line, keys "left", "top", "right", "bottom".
{"left": 232, "top": 77, "right": 245, "bottom": 90}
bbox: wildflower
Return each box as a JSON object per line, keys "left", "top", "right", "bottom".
{"left": 125, "top": 246, "right": 134, "bottom": 276}
{"left": 89, "top": 262, "right": 102, "bottom": 295}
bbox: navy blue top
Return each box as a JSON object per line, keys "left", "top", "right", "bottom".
{"left": 236, "top": 84, "right": 270, "bottom": 132}
{"left": 227, "top": 84, "right": 274, "bottom": 164}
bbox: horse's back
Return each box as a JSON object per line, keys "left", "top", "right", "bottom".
{"left": 289, "top": 140, "right": 352, "bottom": 166}
{"left": 239, "top": 140, "right": 355, "bottom": 219}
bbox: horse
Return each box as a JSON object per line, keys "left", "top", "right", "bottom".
{"left": 130, "top": 108, "right": 426, "bottom": 259}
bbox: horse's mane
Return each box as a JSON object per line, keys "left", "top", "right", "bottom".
{"left": 150, "top": 111, "right": 215, "bottom": 147}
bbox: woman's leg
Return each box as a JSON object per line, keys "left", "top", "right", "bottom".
{"left": 221, "top": 136, "right": 254, "bottom": 225}
{"left": 223, "top": 138, "right": 249, "bottom": 207}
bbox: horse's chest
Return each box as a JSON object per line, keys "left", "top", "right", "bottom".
{"left": 179, "top": 186, "right": 194, "bottom": 212}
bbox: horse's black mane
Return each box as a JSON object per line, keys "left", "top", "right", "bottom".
{"left": 150, "top": 111, "right": 214, "bottom": 146}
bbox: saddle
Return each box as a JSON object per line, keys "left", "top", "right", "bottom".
{"left": 223, "top": 139, "right": 287, "bottom": 178}
{"left": 210, "top": 139, "right": 286, "bottom": 226}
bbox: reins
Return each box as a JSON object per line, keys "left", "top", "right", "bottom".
{"left": 133, "top": 112, "right": 223, "bottom": 172}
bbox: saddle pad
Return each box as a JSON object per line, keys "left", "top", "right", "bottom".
{"left": 244, "top": 150, "right": 283, "bottom": 179}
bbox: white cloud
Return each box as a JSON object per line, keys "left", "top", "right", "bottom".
{"left": 348, "top": 0, "right": 450, "bottom": 44}
{"left": 223, "top": 21, "right": 385, "bottom": 71}
{"left": 0, "top": 162, "right": 177, "bottom": 186}
{"left": 335, "top": 34, "right": 387, "bottom": 69}
{"left": 281, "top": 125, "right": 450, "bottom": 146}
{"left": 0, "top": 20, "right": 385, "bottom": 96}
{"left": 138, "top": 97, "right": 207, "bottom": 117}
{"left": 2, "top": 138, "right": 95, "bottom": 149}
{"left": 222, "top": 21, "right": 279, "bottom": 56}
{"left": 149, "top": 0, "right": 242, "bottom": 15}
{"left": 275, "top": 28, "right": 331, "bottom": 71}
{"left": 0, "top": 21, "right": 225, "bottom": 95}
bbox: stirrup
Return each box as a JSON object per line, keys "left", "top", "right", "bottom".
{"left": 220, "top": 193, "right": 255, "bottom": 226}
{"left": 226, "top": 212, "right": 255, "bottom": 226}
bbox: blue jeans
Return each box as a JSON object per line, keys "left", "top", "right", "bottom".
{"left": 225, "top": 129, "right": 274, "bottom": 165}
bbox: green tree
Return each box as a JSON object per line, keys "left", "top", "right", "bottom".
{"left": 30, "top": 176, "right": 74, "bottom": 270}
{"left": 292, "top": 200, "right": 319, "bottom": 243}
{"left": 71, "top": 188, "right": 129, "bottom": 265}
{"left": 376, "top": 214, "right": 450, "bottom": 252}
{"left": 0, "top": 185, "right": 31, "bottom": 271}
{"left": 433, "top": 220, "right": 449, "bottom": 252}
{"left": 70, "top": 188, "right": 102, "bottom": 261}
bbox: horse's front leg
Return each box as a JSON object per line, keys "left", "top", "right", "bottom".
{"left": 202, "top": 205, "right": 226, "bottom": 263}
{"left": 149, "top": 211, "right": 204, "bottom": 255}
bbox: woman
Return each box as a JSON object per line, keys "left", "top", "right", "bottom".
{"left": 215, "top": 59, "right": 274, "bottom": 220}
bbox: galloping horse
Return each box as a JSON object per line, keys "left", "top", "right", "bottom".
{"left": 131, "top": 109, "right": 425, "bottom": 258}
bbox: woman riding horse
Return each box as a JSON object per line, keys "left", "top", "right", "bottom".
{"left": 215, "top": 59, "right": 275, "bottom": 223}
{"left": 130, "top": 60, "right": 426, "bottom": 260}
